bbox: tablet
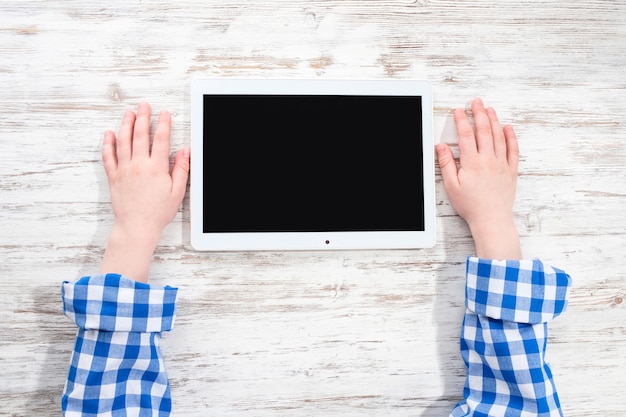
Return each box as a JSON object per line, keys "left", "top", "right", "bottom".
{"left": 190, "top": 78, "right": 435, "bottom": 251}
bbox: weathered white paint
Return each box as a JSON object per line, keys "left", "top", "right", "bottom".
{"left": 1, "top": 1, "right": 625, "bottom": 416}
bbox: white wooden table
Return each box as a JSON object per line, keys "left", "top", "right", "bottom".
{"left": 2, "top": 1, "right": 625, "bottom": 416}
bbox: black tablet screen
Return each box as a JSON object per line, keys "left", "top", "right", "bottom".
{"left": 202, "top": 94, "right": 424, "bottom": 233}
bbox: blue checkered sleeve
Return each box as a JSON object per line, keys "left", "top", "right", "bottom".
{"left": 61, "top": 273, "right": 178, "bottom": 417}
{"left": 450, "top": 257, "right": 571, "bottom": 417}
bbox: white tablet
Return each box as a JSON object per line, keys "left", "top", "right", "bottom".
{"left": 190, "top": 78, "right": 435, "bottom": 251}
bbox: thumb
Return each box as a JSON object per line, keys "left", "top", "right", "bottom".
{"left": 171, "top": 147, "right": 190, "bottom": 200}
{"left": 435, "top": 143, "right": 459, "bottom": 189}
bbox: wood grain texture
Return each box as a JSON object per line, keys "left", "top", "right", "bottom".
{"left": 1, "top": 1, "right": 625, "bottom": 415}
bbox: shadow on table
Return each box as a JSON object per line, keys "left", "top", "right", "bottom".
{"left": 25, "top": 285, "right": 76, "bottom": 416}
{"left": 418, "top": 253, "right": 467, "bottom": 416}
{"left": 24, "top": 144, "right": 111, "bottom": 415}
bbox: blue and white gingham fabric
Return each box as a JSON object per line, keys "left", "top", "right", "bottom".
{"left": 61, "top": 273, "right": 178, "bottom": 417}
{"left": 450, "top": 257, "right": 571, "bottom": 417}
{"left": 61, "top": 258, "right": 570, "bottom": 416}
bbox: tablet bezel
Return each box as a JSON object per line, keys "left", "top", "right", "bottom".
{"left": 190, "top": 78, "right": 435, "bottom": 251}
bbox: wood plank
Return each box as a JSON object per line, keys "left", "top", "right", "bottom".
{"left": 1, "top": 0, "right": 625, "bottom": 415}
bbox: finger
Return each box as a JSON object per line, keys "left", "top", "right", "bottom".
{"left": 486, "top": 106, "right": 507, "bottom": 160}
{"left": 132, "top": 102, "right": 152, "bottom": 160}
{"left": 170, "top": 147, "right": 191, "bottom": 203}
{"left": 435, "top": 143, "right": 460, "bottom": 192}
{"left": 102, "top": 130, "right": 118, "bottom": 177}
{"left": 471, "top": 98, "right": 495, "bottom": 155}
{"left": 454, "top": 107, "right": 477, "bottom": 165}
{"left": 151, "top": 110, "right": 172, "bottom": 171}
{"left": 116, "top": 110, "right": 136, "bottom": 163}
{"left": 504, "top": 124, "right": 520, "bottom": 172}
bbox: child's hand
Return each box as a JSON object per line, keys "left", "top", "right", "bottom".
{"left": 436, "top": 98, "right": 522, "bottom": 260}
{"left": 99, "top": 103, "right": 190, "bottom": 282}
